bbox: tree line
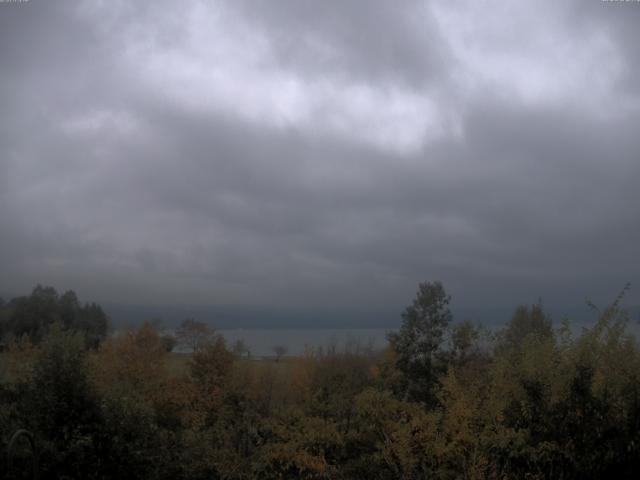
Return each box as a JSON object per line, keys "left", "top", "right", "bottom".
{"left": 1, "top": 282, "right": 639, "bottom": 479}
{"left": 0, "top": 285, "right": 108, "bottom": 347}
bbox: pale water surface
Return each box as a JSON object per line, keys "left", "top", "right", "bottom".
{"left": 217, "top": 328, "right": 392, "bottom": 357}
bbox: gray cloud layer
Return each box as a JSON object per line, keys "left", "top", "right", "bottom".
{"left": 1, "top": 0, "right": 639, "bottom": 318}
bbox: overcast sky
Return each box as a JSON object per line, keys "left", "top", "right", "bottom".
{"left": 1, "top": 0, "right": 639, "bottom": 318}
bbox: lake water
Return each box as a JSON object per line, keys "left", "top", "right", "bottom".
{"left": 217, "top": 328, "right": 393, "bottom": 357}
{"left": 167, "top": 314, "right": 640, "bottom": 357}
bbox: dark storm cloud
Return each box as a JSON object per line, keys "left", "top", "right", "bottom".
{"left": 1, "top": 0, "right": 639, "bottom": 318}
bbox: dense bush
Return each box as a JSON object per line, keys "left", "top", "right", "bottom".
{"left": 1, "top": 282, "right": 639, "bottom": 479}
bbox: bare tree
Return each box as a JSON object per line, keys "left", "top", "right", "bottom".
{"left": 271, "top": 345, "right": 288, "bottom": 362}
{"left": 232, "top": 339, "right": 250, "bottom": 358}
{"left": 175, "top": 318, "right": 215, "bottom": 352}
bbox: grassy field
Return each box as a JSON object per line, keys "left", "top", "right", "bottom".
{"left": 165, "top": 352, "right": 192, "bottom": 377}
{"left": 0, "top": 350, "right": 297, "bottom": 384}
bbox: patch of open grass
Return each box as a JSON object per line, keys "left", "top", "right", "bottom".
{"left": 165, "top": 352, "right": 192, "bottom": 377}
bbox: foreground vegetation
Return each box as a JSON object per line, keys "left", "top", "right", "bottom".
{"left": 1, "top": 283, "right": 639, "bottom": 479}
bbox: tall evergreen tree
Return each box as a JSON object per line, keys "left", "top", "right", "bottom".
{"left": 388, "top": 280, "right": 452, "bottom": 405}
